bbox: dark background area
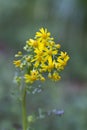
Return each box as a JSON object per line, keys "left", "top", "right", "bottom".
{"left": 0, "top": 0, "right": 87, "bottom": 130}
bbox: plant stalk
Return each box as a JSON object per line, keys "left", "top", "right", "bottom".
{"left": 22, "top": 87, "right": 27, "bottom": 130}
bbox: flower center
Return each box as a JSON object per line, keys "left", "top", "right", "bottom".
{"left": 42, "top": 34, "right": 47, "bottom": 39}
{"left": 48, "top": 50, "right": 52, "bottom": 55}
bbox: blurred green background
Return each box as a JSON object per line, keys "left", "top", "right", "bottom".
{"left": 0, "top": 0, "right": 87, "bottom": 130}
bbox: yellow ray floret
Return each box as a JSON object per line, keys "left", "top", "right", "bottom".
{"left": 13, "top": 60, "right": 21, "bottom": 67}
{"left": 26, "top": 39, "right": 38, "bottom": 48}
{"left": 41, "top": 56, "right": 55, "bottom": 72}
{"left": 24, "top": 70, "right": 39, "bottom": 83}
{"left": 35, "top": 28, "right": 51, "bottom": 40}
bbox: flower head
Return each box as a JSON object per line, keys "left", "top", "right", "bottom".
{"left": 24, "top": 70, "right": 39, "bottom": 83}
{"left": 13, "top": 28, "right": 70, "bottom": 85}
{"left": 13, "top": 60, "right": 21, "bottom": 67}
{"left": 35, "top": 28, "right": 51, "bottom": 41}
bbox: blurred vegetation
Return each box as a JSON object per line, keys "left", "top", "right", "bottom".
{"left": 0, "top": 0, "right": 87, "bottom": 130}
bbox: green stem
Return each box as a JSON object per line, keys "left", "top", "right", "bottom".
{"left": 22, "top": 87, "right": 27, "bottom": 130}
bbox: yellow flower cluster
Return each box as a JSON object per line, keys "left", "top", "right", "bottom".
{"left": 13, "top": 28, "right": 70, "bottom": 84}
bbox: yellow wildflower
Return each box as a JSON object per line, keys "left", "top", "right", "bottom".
{"left": 52, "top": 72, "right": 61, "bottom": 81}
{"left": 54, "top": 51, "right": 70, "bottom": 70}
{"left": 39, "top": 75, "right": 45, "bottom": 81}
{"left": 31, "top": 44, "right": 46, "bottom": 67}
{"left": 64, "top": 54, "right": 70, "bottom": 62}
{"left": 24, "top": 70, "right": 39, "bottom": 83}
{"left": 59, "top": 52, "right": 69, "bottom": 59}
{"left": 48, "top": 72, "right": 61, "bottom": 81}
{"left": 13, "top": 27, "right": 70, "bottom": 85}
{"left": 26, "top": 39, "right": 38, "bottom": 48}
{"left": 55, "top": 44, "right": 61, "bottom": 49}
{"left": 13, "top": 60, "right": 21, "bottom": 67}
{"left": 31, "top": 51, "right": 44, "bottom": 68}
{"left": 44, "top": 47, "right": 58, "bottom": 60}
{"left": 41, "top": 56, "right": 55, "bottom": 72}
{"left": 35, "top": 28, "right": 51, "bottom": 41}
{"left": 40, "top": 77, "right": 45, "bottom": 81}
{"left": 57, "top": 58, "right": 67, "bottom": 67}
